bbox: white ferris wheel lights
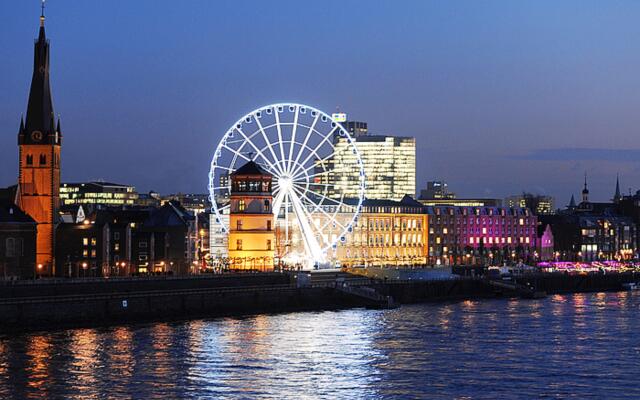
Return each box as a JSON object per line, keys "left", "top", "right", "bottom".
{"left": 209, "top": 103, "right": 366, "bottom": 263}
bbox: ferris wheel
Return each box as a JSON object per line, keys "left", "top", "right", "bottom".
{"left": 209, "top": 103, "right": 366, "bottom": 263}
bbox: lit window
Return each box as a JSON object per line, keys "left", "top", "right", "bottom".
{"left": 267, "top": 239, "right": 272, "bottom": 250}
{"left": 91, "top": 237, "right": 97, "bottom": 246}
{"left": 236, "top": 239, "right": 243, "bottom": 250}
{"left": 238, "top": 200, "right": 246, "bottom": 211}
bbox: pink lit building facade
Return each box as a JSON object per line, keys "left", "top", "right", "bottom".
{"left": 426, "top": 206, "right": 538, "bottom": 265}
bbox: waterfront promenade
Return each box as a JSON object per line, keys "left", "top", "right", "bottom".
{"left": 1, "top": 270, "right": 637, "bottom": 333}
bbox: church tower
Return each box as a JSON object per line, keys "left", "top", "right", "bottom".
{"left": 17, "top": 5, "right": 62, "bottom": 275}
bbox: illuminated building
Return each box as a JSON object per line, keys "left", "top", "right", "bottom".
{"left": 426, "top": 206, "right": 538, "bottom": 265}
{"left": 326, "top": 135, "right": 416, "bottom": 201}
{"left": 418, "top": 198, "right": 502, "bottom": 207}
{"left": 418, "top": 181, "right": 501, "bottom": 207}
{"left": 504, "top": 193, "right": 554, "bottom": 215}
{"left": 60, "top": 182, "right": 139, "bottom": 207}
{"left": 228, "top": 161, "right": 275, "bottom": 271}
{"left": 55, "top": 202, "right": 196, "bottom": 277}
{"left": 209, "top": 206, "right": 229, "bottom": 262}
{"left": 16, "top": 10, "right": 61, "bottom": 275}
{"left": 330, "top": 196, "right": 428, "bottom": 267}
{"left": 540, "top": 177, "right": 636, "bottom": 261}
{"left": 419, "top": 180, "right": 455, "bottom": 200}
{"left": 161, "top": 193, "right": 210, "bottom": 215}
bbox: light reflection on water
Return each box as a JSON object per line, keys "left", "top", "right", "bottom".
{"left": 1, "top": 292, "right": 640, "bottom": 399}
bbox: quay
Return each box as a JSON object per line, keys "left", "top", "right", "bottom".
{"left": 0, "top": 270, "right": 638, "bottom": 333}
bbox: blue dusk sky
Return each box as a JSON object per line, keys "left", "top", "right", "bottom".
{"left": 1, "top": 1, "right": 640, "bottom": 205}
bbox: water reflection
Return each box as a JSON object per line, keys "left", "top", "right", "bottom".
{"left": 1, "top": 293, "right": 640, "bottom": 399}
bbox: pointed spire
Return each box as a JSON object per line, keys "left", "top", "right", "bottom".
{"left": 581, "top": 173, "right": 589, "bottom": 203}
{"left": 19, "top": 116, "right": 25, "bottom": 132}
{"left": 569, "top": 194, "right": 576, "bottom": 208}
{"left": 56, "top": 117, "right": 61, "bottom": 133}
{"left": 21, "top": 1, "right": 56, "bottom": 146}
{"left": 614, "top": 174, "right": 622, "bottom": 201}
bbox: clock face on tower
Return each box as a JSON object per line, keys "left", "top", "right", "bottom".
{"left": 31, "top": 130, "right": 43, "bottom": 142}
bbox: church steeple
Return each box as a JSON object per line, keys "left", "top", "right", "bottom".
{"left": 613, "top": 174, "right": 622, "bottom": 202}
{"left": 17, "top": 1, "right": 61, "bottom": 276}
{"left": 20, "top": 0, "right": 60, "bottom": 146}
{"left": 581, "top": 173, "right": 589, "bottom": 203}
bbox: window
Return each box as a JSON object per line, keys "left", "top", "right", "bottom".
{"left": 267, "top": 220, "right": 272, "bottom": 231}
{"left": 114, "top": 243, "right": 120, "bottom": 251}
{"left": 139, "top": 241, "right": 148, "bottom": 248}
{"left": 139, "top": 254, "right": 148, "bottom": 261}
{"left": 237, "top": 220, "right": 243, "bottom": 231}
{"left": 114, "top": 232, "right": 120, "bottom": 240}
{"left": 26, "top": 155, "right": 33, "bottom": 165}
{"left": 236, "top": 239, "right": 243, "bottom": 250}
{"left": 264, "top": 199, "right": 270, "bottom": 212}
{"left": 83, "top": 238, "right": 89, "bottom": 246}
{"left": 238, "top": 200, "right": 246, "bottom": 211}
{"left": 267, "top": 240, "right": 272, "bottom": 250}
{"left": 83, "top": 249, "right": 89, "bottom": 257}
{"left": 91, "top": 249, "right": 96, "bottom": 258}
{"left": 39, "top": 154, "right": 46, "bottom": 165}
{"left": 91, "top": 237, "right": 97, "bottom": 246}
{"left": 5, "top": 238, "right": 15, "bottom": 257}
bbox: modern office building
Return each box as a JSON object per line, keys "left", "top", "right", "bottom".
{"left": 418, "top": 181, "right": 501, "bottom": 207}
{"left": 327, "top": 135, "right": 416, "bottom": 201}
{"left": 60, "top": 182, "right": 139, "bottom": 207}
{"left": 504, "top": 193, "right": 554, "bottom": 215}
{"left": 419, "top": 181, "right": 456, "bottom": 200}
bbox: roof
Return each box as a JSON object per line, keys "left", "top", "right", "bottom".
{"left": 231, "top": 161, "right": 271, "bottom": 177}
{"left": 0, "top": 200, "right": 35, "bottom": 224}
{"left": 19, "top": 17, "right": 60, "bottom": 146}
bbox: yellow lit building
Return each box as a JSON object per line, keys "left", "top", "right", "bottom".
{"left": 60, "top": 182, "right": 138, "bottom": 207}
{"left": 228, "top": 161, "right": 275, "bottom": 271}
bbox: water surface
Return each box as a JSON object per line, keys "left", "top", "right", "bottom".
{"left": 1, "top": 292, "right": 639, "bottom": 399}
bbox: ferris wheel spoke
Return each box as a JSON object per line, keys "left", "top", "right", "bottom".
{"left": 293, "top": 125, "right": 339, "bottom": 177}
{"left": 287, "top": 188, "right": 325, "bottom": 261}
{"left": 294, "top": 183, "right": 344, "bottom": 207}
{"left": 291, "top": 152, "right": 336, "bottom": 181}
{"left": 273, "top": 108, "right": 288, "bottom": 174}
{"left": 253, "top": 115, "right": 285, "bottom": 176}
{"left": 222, "top": 144, "right": 251, "bottom": 162}
{"left": 272, "top": 188, "right": 286, "bottom": 219}
{"left": 234, "top": 127, "right": 282, "bottom": 175}
{"left": 286, "top": 105, "right": 300, "bottom": 175}
{"left": 291, "top": 184, "right": 347, "bottom": 231}
{"left": 291, "top": 112, "right": 321, "bottom": 174}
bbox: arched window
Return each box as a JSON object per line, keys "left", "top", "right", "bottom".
{"left": 5, "top": 238, "right": 15, "bottom": 257}
{"left": 39, "top": 154, "right": 46, "bottom": 165}
{"left": 26, "top": 155, "right": 33, "bottom": 165}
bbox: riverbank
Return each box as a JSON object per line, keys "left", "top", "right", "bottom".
{"left": 0, "top": 271, "right": 637, "bottom": 333}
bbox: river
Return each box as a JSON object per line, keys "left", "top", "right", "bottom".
{"left": 1, "top": 292, "right": 639, "bottom": 399}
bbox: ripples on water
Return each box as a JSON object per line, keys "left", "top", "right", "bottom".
{"left": 1, "top": 292, "right": 640, "bottom": 399}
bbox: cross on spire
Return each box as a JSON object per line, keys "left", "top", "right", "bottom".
{"left": 40, "top": 0, "right": 46, "bottom": 26}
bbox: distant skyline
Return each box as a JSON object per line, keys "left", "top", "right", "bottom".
{"left": 2, "top": 1, "right": 640, "bottom": 205}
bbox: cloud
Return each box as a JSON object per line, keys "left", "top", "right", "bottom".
{"left": 515, "top": 148, "right": 640, "bottom": 162}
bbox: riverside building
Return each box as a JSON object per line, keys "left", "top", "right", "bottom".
{"left": 426, "top": 206, "right": 539, "bottom": 266}
{"left": 60, "top": 182, "right": 139, "bottom": 207}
